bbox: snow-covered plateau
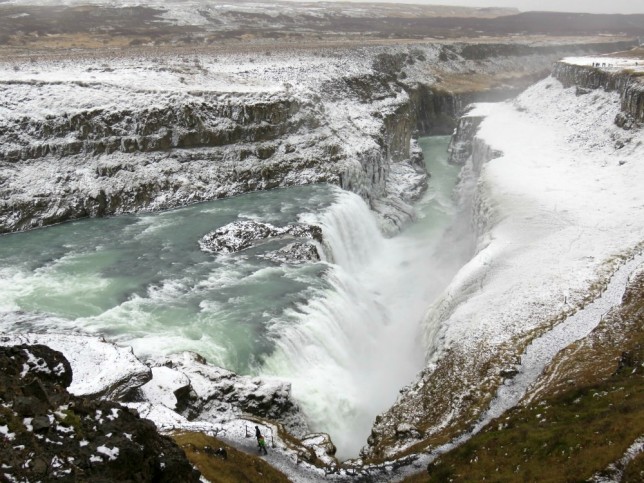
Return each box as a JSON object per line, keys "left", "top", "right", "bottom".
{"left": 0, "top": 40, "right": 634, "bottom": 234}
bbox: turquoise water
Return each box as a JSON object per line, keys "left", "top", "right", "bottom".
{"left": 0, "top": 136, "right": 463, "bottom": 458}
{"left": 0, "top": 184, "right": 337, "bottom": 371}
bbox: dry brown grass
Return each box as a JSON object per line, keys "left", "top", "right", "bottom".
{"left": 171, "top": 431, "right": 291, "bottom": 483}
{"left": 404, "top": 269, "right": 644, "bottom": 482}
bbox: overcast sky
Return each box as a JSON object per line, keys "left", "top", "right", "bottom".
{"left": 282, "top": 1, "right": 643, "bottom": 15}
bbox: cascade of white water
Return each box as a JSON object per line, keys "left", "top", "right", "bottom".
{"left": 312, "top": 188, "right": 385, "bottom": 271}
{"left": 262, "top": 188, "right": 442, "bottom": 458}
{"left": 263, "top": 190, "right": 396, "bottom": 456}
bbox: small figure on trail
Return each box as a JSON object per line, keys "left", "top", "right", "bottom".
{"left": 255, "top": 425, "right": 267, "bottom": 454}
{"left": 258, "top": 435, "right": 268, "bottom": 455}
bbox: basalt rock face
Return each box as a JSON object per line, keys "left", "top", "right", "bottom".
{"left": 0, "top": 344, "right": 200, "bottom": 483}
{"left": 3, "top": 41, "right": 634, "bottom": 235}
{"left": 1, "top": 95, "right": 308, "bottom": 162}
{"left": 199, "top": 219, "right": 322, "bottom": 263}
{"left": 553, "top": 62, "right": 644, "bottom": 125}
{"left": 0, "top": 88, "right": 340, "bottom": 233}
{"left": 0, "top": 75, "right": 419, "bottom": 234}
{"left": 134, "top": 352, "right": 308, "bottom": 435}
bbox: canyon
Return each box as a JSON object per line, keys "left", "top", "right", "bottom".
{"left": 1, "top": 1, "right": 644, "bottom": 481}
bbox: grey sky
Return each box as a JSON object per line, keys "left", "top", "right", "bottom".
{"left": 281, "top": 1, "right": 644, "bottom": 15}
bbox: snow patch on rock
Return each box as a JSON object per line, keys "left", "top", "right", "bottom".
{"left": 0, "top": 333, "right": 151, "bottom": 400}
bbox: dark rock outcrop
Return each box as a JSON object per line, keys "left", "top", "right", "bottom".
{"left": 553, "top": 62, "right": 644, "bottom": 125}
{"left": 0, "top": 344, "right": 200, "bottom": 482}
{"left": 199, "top": 219, "right": 322, "bottom": 261}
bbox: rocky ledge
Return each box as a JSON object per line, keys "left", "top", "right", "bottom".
{"left": 0, "top": 344, "right": 200, "bottom": 482}
{"left": 0, "top": 331, "right": 309, "bottom": 433}
{"left": 132, "top": 351, "right": 308, "bottom": 436}
{"left": 199, "top": 219, "right": 323, "bottom": 263}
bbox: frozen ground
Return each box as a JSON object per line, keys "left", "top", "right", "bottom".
{"left": 429, "top": 72, "right": 644, "bottom": 357}
{"left": 563, "top": 55, "right": 644, "bottom": 73}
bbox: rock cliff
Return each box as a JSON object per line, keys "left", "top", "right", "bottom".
{"left": 0, "top": 344, "right": 200, "bottom": 482}
{"left": 361, "top": 54, "right": 644, "bottom": 466}
{"left": 553, "top": 61, "right": 644, "bottom": 125}
{"left": 0, "top": 40, "right": 635, "bottom": 234}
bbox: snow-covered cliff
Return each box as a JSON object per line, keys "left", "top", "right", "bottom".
{"left": 1, "top": 41, "right": 633, "bottom": 234}
{"left": 363, "top": 57, "right": 644, "bottom": 463}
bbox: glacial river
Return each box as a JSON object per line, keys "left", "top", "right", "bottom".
{"left": 0, "top": 136, "right": 466, "bottom": 458}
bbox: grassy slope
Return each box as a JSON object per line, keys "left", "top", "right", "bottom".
{"left": 406, "top": 270, "right": 644, "bottom": 482}
{"left": 172, "top": 431, "right": 292, "bottom": 483}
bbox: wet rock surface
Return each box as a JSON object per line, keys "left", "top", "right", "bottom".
{"left": 134, "top": 352, "right": 308, "bottom": 436}
{"left": 199, "top": 219, "right": 322, "bottom": 262}
{"left": 0, "top": 344, "right": 200, "bottom": 482}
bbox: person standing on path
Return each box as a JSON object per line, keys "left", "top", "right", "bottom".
{"left": 255, "top": 425, "right": 268, "bottom": 455}
{"left": 258, "top": 435, "right": 268, "bottom": 455}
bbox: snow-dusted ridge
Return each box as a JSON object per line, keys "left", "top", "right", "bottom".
{"left": 0, "top": 40, "right": 633, "bottom": 234}
{"left": 0, "top": 47, "right": 422, "bottom": 233}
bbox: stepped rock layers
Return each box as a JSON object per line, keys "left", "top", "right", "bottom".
{"left": 362, "top": 59, "right": 644, "bottom": 464}
{"left": 0, "top": 40, "right": 635, "bottom": 234}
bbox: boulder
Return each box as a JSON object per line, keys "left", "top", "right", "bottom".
{"left": 0, "top": 344, "right": 200, "bottom": 482}
{"left": 0, "top": 333, "right": 152, "bottom": 400}
{"left": 199, "top": 219, "right": 322, "bottom": 256}
{"left": 143, "top": 352, "right": 308, "bottom": 435}
{"left": 301, "top": 432, "right": 338, "bottom": 466}
{"left": 261, "top": 241, "right": 321, "bottom": 264}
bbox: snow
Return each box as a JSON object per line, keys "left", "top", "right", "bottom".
{"left": 138, "top": 366, "right": 189, "bottom": 410}
{"left": 0, "top": 424, "right": 16, "bottom": 441}
{"left": 0, "top": 333, "right": 150, "bottom": 399}
{"left": 480, "top": 251, "right": 644, "bottom": 426}
{"left": 427, "top": 75, "right": 644, "bottom": 358}
{"left": 563, "top": 56, "right": 644, "bottom": 73}
{"left": 589, "top": 435, "right": 644, "bottom": 482}
{"left": 124, "top": 401, "right": 190, "bottom": 429}
{"left": 20, "top": 349, "right": 51, "bottom": 378}
{"left": 96, "top": 445, "right": 120, "bottom": 461}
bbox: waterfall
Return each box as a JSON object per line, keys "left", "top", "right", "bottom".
{"left": 259, "top": 136, "right": 475, "bottom": 459}
{"left": 262, "top": 185, "right": 455, "bottom": 458}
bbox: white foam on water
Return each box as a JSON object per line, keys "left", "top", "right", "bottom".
{"left": 261, "top": 159, "right": 469, "bottom": 459}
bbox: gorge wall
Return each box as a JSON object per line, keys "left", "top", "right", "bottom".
{"left": 361, "top": 57, "right": 644, "bottom": 466}
{"left": 0, "top": 39, "right": 636, "bottom": 234}
{"left": 553, "top": 61, "right": 644, "bottom": 125}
